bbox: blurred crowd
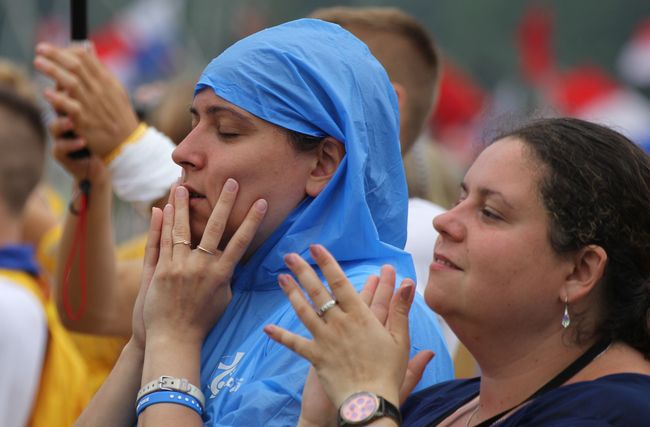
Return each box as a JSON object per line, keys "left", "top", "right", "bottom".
{"left": 1, "top": 1, "right": 650, "bottom": 426}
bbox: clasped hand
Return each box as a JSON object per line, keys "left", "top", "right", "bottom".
{"left": 132, "top": 179, "right": 267, "bottom": 349}
{"left": 265, "top": 245, "right": 435, "bottom": 426}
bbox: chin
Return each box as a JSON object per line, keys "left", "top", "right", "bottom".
{"left": 423, "top": 279, "right": 448, "bottom": 314}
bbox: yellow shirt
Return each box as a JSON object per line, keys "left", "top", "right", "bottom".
{"left": 37, "top": 224, "right": 147, "bottom": 395}
{"left": 0, "top": 269, "right": 91, "bottom": 427}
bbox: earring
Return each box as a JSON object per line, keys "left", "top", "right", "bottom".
{"left": 561, "top": 296, "right": 570, "bottom": 328}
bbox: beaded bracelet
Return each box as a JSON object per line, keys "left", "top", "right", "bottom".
{"left": 136, "top": 390, "right": 203, "bottom": 418}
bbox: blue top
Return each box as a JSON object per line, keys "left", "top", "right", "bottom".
{"left": 194, "top": 18, "right": 453, "bottom": 426}
{"left": 402, "top": 373, "right": 650, "bottom": 426}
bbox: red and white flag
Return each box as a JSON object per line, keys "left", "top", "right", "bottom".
{"left": 550, "top": 66, "right": 650, "bottom": 151}
{"left": 618, "top": 18, "right": 650, "bottom": 88}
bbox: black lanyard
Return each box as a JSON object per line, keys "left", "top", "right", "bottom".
{"left": 430, "top": 338, "right": 612, "bottom": 427}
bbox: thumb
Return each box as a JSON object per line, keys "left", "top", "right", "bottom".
{"left": 399, "top": 350, "right": 435, "bottom": 403}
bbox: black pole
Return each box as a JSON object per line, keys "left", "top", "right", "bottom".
{"left": 66, "top": 0, "right": 90, "bottom": 159}
{"left": 71, "top": 0, "right": 87, "bottom": 41}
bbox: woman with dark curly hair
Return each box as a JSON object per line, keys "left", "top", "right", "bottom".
{"left": 268, "top": 117, "right": 650, "bottom": 426}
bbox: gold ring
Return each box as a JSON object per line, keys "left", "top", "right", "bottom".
{"left": 173, "top": 239, "right": 191, "bottom": 247}
{"left": 317, "top": 299, "right": 337, "bottom": 317}
{"left": 196, "top": 245, "right": 216, "bottom": 256}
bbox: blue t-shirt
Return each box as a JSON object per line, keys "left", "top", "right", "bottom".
{"left": 402, "top": 373, "right": 650, "bottom": 426}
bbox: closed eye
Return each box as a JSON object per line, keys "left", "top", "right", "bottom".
{"left": 218, "top": 132, "right": 240, "bottom": 140}
{"left": 480, "top": 207, "right": 503, "bottom": 221}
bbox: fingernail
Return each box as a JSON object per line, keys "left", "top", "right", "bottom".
{"left": 309, "top": 244, "right": 323, "bottom": 258}
{"left": 163, "top": 203, "right": 173, "bottom": 216}
{"left": 224, "top": 178, "right": 238, "bottom": 192}
{"left": 36, "top": 43, "right": 50, "bottom": 53}
{"left": 263, "top": 325, "right": 276, "bottom": 335}
{"left": 400, "top": 283, "right": 414, "bottom": 302}
{"left": 284, "top": 253, "right": 297, "bottom": 267}
{"left": 175, "top": 186, "right": 187, "bottom": 199}
{"left": 255, "top": 199, "right": 268, "bottom": 213}
{"left": 278, "top": 274, "right": 290, "bottom": 289}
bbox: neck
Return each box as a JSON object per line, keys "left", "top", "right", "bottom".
{"left": 0, "top": 212, "right": 22, "bottom": 247}
{"left": 466, "top": 330, "right": 597, "bottom": 423}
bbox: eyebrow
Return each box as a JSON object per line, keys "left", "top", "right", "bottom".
{"left": 189, "top": 105, "right": 255, "bottom": 125}
{"left": 461, "top": 182, "right": 515, "bottom": 210}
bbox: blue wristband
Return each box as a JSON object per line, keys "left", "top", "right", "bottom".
{"left": 136, "top": 390, "right": 203, "bottom": 418}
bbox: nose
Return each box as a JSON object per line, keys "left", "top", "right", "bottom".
{"left": 433, "top": 206, "right": 466, "bottom": 242}
{"left": 172, "top": 127, "right": 204, "bottom": 171}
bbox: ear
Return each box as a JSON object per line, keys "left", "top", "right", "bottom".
{"left": 305, "top": 137, "right": 345, "bottom": 197}
{"left": 392, "top": 82, "right": 407, "bottom": 118}
{"left": 562, "top": 245, "right": 608, "bottom": 303}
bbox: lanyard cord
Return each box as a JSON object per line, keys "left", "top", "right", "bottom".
{"left": 475, "top": 338, "right": 611, "bottom": 426}
{"left": 62, "top": 178, "right": 91, "bottom": 321}
{"left": 428, "top": 338, "right": 612, "bottom": 427}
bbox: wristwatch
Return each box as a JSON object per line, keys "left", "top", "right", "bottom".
{"left": 337, "top": 391, "right": 402, "bottom": 426}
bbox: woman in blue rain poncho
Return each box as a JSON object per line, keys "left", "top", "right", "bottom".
{"left": 75, "top": 18, "right": 452, "bottom": 427}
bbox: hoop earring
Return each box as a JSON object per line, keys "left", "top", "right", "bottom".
{"left": 561, "top": 296, "right": 571, "bottom": 328}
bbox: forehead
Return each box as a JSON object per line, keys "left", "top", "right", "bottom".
{"left": 465, "top": 137, "right": 542, "bottom": 201}
{"left": 191, "top": 89, "right": 257, "bottom": 122}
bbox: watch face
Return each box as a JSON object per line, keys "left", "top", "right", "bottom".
{"left": 340, "top": 392, "right": 379, "bottom": 423}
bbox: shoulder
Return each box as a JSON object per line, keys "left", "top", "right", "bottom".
{"left": 510, "top": 374, "right": 650, "bottom": 426}
{"left": 0, "top": 277, "right": 46, "bottom": 331}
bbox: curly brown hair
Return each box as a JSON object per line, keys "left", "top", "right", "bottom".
{"left": 497, "top": 117, "right": 650, "bottom": 358}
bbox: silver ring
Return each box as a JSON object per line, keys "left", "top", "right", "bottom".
{"left": 196, "top": 245, "right": 216, "bottom": 256}
{"left": 173, "top": 239, "right": 191, "bottom": 247}
{"left": 317, "top": 299, "right": 337, "bottom": 317}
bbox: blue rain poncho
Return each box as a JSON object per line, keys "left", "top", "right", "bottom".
{"left": 195, "top": 19, "right": 453, "bottom": 425}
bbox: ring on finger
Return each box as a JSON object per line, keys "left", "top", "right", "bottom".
{"left": 173, "top": 239, "right": 191, "bottom": 247}
{"left": 317, "top": 299, "right": 338, "bottom": 317}
{"left": 196, "top": 245, "right": 216, "bottom": 256}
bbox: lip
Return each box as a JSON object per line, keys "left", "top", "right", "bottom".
{"left": 181, "top": 183, "right": 207, "bottom": 200}
{"left": 430, "top": 252, "right": 462, "bottom": 271}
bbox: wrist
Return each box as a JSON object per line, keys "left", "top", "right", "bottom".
{"left": 334, "top": 386, "right": 399, "bottom": 410}
{"left": 337, "top": 391, "right": 401, "bottom": 427}
{"left": 74, "top": 168, "right": 110, "bottom": 189}
{"left": 145, "top": 332, "right": 203, "bottom": 354}
{"left": 142, "top": 334, "right": 202, "bottom": 393}
{"left": 103, "top": 122, "right": 148, "bottom": 164}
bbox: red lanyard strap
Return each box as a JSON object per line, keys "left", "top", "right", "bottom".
{"left": 62, "top": 178, "right": 91, "bottom": 321}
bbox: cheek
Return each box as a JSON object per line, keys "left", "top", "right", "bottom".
{"left": 469, "top": 233, "right": 558, "bottom": 305}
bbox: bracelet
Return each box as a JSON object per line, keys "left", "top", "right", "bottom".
{"left": 137, "top": 375, "right": 205, "bottom": 408}
{"left": 102, "top": 122, "right": 148, "bottom": 165}
{"left": 135, "top": 390, "right": 203, "bottom": 418}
